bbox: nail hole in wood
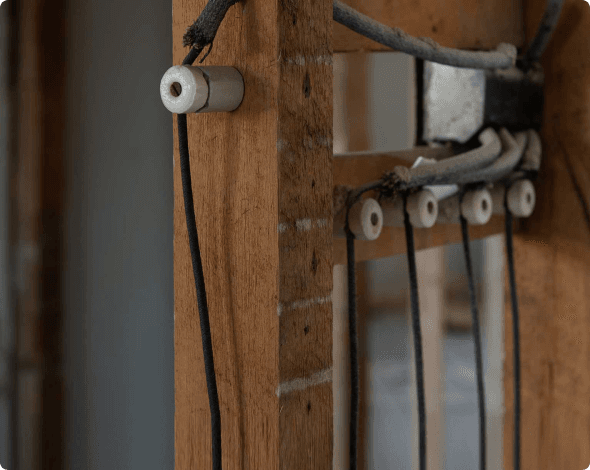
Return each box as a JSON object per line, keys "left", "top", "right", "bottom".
{"left": 303, "top": 73, "right": 311, "bottom": 98}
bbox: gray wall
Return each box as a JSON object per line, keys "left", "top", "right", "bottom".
{"left": 63, "top": 1, "right": 174, "bottom": 468}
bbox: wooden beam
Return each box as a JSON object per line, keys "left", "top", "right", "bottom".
{"left": 333, "top": 148, "right": 506, "bottom": 264}
{"left": 504, "top": 0, "right": 590, "bottom": 468}
{"left": 334, "top": 0, "right": 525, "bottom": 53}
{"left": 173, "top": 1, "right": 333, "bottom": 469}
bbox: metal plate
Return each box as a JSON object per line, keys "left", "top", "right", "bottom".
{"left": 422, "top": 61, "right": 486, "bottom": 144}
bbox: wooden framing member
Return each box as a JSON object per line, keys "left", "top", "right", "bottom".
{"left": 503, "top": 0, "right": 590, "bottom": 468}
{"left": 173, "top": 1, "right": 333, "bottom": 468}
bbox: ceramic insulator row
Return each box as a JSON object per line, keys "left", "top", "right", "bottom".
{"left": 333, "top": 198, "right": 384, "bottom": 241}
{"left": 160, "top": 65, "right": 244, "bottom": 114}
{"left": 437, "top": 188, "right": 493, "bottom": 225}
{"left": 381, "top": 189, "right": 439, "bottom": 228}
{"left": 490, "top": 180, "right": 536, "bottom": 217}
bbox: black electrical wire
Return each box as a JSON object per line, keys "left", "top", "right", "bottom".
{"left": 345, "top": 222, "right": 360, "bottom": 470}
{"left": 505, "top": 202, "right": 521, "bottom": 470}
{"left": 520, "top": 0, "right": 564, "bottom": 71}
{"left": 460, "top": 211, "right": 487, "bottom": 470}
{"left": 403, "top": 195, "right": 427, "bottom": 470}
{"left": 178, "top": 49, "right": 222, "bottom": 470}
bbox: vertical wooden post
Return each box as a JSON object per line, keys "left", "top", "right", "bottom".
{"left": 504, "top": 0, "right": 590, "bottom": 468}
{"left": 173, "top": 1, "right": 333, "bottom": 468}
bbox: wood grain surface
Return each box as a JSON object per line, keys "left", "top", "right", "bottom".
{"left": 503, "top": 1, "right": 590, "bottom": 468}
{"left": 173, "top": 1, "right": 333, "bottom": 469}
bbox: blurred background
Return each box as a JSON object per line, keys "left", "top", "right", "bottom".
{"left": 0, "top": 1, "right": 505, "bottom": 469}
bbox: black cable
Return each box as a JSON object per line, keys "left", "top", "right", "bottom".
{"left": 178, "top": 49, "right": 222, "bottom": 470}
{"left": 520, "top": 0, "right": 564, "bottom": 71}
{"left": 460, "top": 213, "right": 487, "bottom": 470}
{"left": 403, "top": 195, "right": 427, "bottom": 470}
{"left": 345, "top": 218, "right": 359, "bottom": 470}
{"left": 505, "top": 203, "right": 521, "bottom": 470}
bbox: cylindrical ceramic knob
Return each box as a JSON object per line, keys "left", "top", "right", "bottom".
{"left": 461, "top": 188, "right": 493, "bottom": 225}
{"left": 437, "top": 188, "right": 493, "bottom": 225}
{"left": 507, "top": 180, "right": 536, "bottom": 217}
{"left": 381, "top": 190, "right": 439, "bottom": 228}
{"left": 489, "top": 180, "right": 536, "bottom": 217}
{"left": 160, "top": 65, "right": 244, "bottom": 114}
{"left": 333, "top": 198, "right": 383, "bottom": 241}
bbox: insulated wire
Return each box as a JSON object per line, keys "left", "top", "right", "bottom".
{"left": 520, "top": 0, "right": 564, "bottom": 71}
{"left": 346, "top": 225, "right": 360, "bottom": 470}
{"left": 333, "top": 0, "right": 516, "bottom": 70}
{"left": 403, "top": 195, "right": 427, "bottom": 470}
{"left": 460, "top": 213, "right": 487, "bottom": 470}
{"left": 505, "top": 205, "right": 521, "bottom": 470}
{"left": 178, "top": 49, "right": 223, "bottom": 470}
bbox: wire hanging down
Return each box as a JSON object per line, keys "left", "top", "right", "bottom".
{"left": 460, "top": 211, "right": 487, "bottom": 470}
{"left": 519, "top": 0, "right": 564, "bottom": 71}
{"left": 178, "top": 48, "right": 223, "bottom": 470}
{"left": 505, "top": 207, "right": 521, "bottom": 470}
{"left": 345, "top": 224, "right": 360, "bottom": 470}
{"left": 403, "top": 196, "right": 427, "bottom": 470}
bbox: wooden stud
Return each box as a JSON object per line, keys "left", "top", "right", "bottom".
{"left": 173, "top": 1, "right": 333, "bottom": 469}
{"left": 504, "top": 0, "right": 590, "bottom": 468}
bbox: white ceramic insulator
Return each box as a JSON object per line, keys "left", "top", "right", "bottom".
{"left": 160, "top": 65, "right": 244, "bottom": 114}
{"left": 198, "top": 66, "right": 244, "bottom": 112}
{"left": 381, "top": 190, "right": 439, "bottom": 228}
{"left": 489, "top": 180, "right": 536, "bottom": 217}
{"left": 333, "top": 198, "right": 383, "bottom": 241}
{"left": 508, "top": 180, "right": 536, "bottom": 217}
{"left": 461, "top": 188, "right": 493, "bottom": 225}
{"left": 437, "top": 189, "right": 493, "bottom": 225}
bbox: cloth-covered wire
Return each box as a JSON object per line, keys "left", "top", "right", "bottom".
{"left": 505, "top": 200, "right": 521, "bottom": 470}
{"left": 520, "top": 0, "right": 564, "bottom": 71}
{"left": 178, "top": 48, "right": 223, "bottom": 470}
{"left": 403, "top": 195, "right": 427, "bottom": 470}
{"left": 333, "top": 0, "right": 516, "bottom": 70}
{"left": 348, "top": 128, "right": 503, "bottom": 203}
{"left": 345, "top": 219, "right": 360, "bottom": 470}
{"left": 460, "top": 210, "right": 487, "bottom": 470}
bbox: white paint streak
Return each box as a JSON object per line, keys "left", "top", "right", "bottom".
{"left": 277, "top": 294, "right": 332, "bottom": 316}
{"left": 296, "top": 219, "right": 312, "bottom": 231}
{"left": 283, "top": 55, "right": 333, "bottom": 66}
{"left": 278, "top": 218, "right": 329, "bottom": 234}
{"left": 276, "top": 368, "right": 333, "bottom": 397}
{"left": 315, "top": 218, "right": 328, "bottom": 228}
{"left": 277, "top": 139, "right": 288, "bottom": 151}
